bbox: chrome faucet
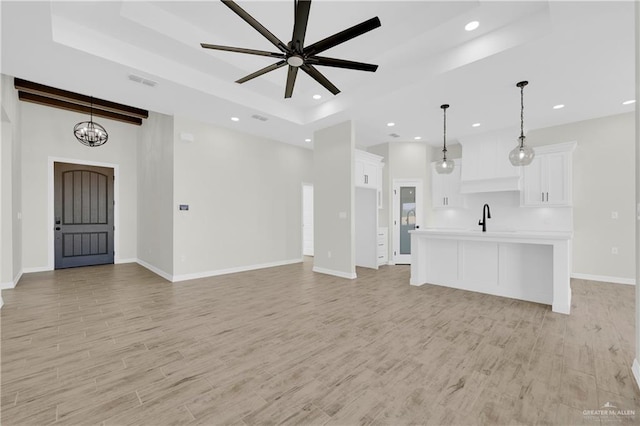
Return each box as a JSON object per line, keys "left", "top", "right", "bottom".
{"left": 478, "top": 204, "right": 491, "bottom": 232}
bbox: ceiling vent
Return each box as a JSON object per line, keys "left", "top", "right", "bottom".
{"left": 128, "top": 74, "right": 158, "bottom": 88}
{"left": 251, "top": 114, "right": 268, "bottom": 122}
{"left": 388, "top": 133, "right": 400, "bottom": 138}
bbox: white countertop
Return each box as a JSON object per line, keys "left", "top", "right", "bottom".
{"left": 410, "top": 228, "right": 572, "bottom": 242}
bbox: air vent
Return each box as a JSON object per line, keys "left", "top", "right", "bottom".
{"left": 251, "top": 114, "right": 268, "bottom": 122}
{"left": 388, "top": 133, "right": 400, "bottom": 138}
{"left": 128, "top": 74, "right": 158, "bottom": 88}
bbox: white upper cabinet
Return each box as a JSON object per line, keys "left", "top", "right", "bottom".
{"left": 432, "top": 160, "right": 464, "bottom": 208}
{"left": 355, "top": 150, "right": 384, "bottom": 207}
{"left": 355, "top": 150, "right": 383, "bottom": 189}
{"left": 521, "top": 141, "right": 576, "bottom": 207}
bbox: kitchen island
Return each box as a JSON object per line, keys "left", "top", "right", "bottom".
{"left": 410, "top": 229, "right": 572, "bottom": 314}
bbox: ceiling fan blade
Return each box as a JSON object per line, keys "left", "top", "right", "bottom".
{"left": 221, "top": 0, "right": 289, "bottom": 53}
{"left": 236, "top": 60, "right": 287, "bottom": 84}
{"left": 304, "top": 17, "right": 381, "bottom": 56}
{"left": 284, "top": 66, "right": 299, "bottom": 98}
{"left": 201, "top": 43, "right": 285, "bottom": 59}
{"left": 301, "top": 64, "right": 340, "bottom": 95}
{"left": 307, "top": 56, "right": 378, "bottom": 72}
{"left": 291, "top": 0, "right": 311, "bottom": 52}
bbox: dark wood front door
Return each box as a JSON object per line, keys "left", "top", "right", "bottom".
{"left": 54, "top": 162, "right": 114, "bottom": 269}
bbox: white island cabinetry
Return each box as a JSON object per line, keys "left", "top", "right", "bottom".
{"left": 410, "top": 229, "right": 572, "bottom": 314}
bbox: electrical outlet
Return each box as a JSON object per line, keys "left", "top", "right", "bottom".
{"left": 327, "top": 251, "right": 332, "bottom": 258}
{"left": 611, "top": 247, "right": 618, "bottom": 255}
{"left": 611, "top": 211, "right": 618, "bottom": 219}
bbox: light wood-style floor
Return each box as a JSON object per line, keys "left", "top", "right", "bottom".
{"left": 1, "top": 260, "right": 639, "bottom": 425}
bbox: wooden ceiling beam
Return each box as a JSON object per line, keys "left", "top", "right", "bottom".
{"left": 18, "top": 91, "right": 143, "bottom": 126}
{"left": 14, "top": 77, "right": 149, "bottom": 121}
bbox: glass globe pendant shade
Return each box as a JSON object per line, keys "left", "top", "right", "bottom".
{"left": 435, "top": 157, "right": 454, "bottom": 174}
{"left": 74, "top": 120, "right": 108, "bottom": 147}
{"left": 509, "top": 136, "right": 535, "bottom": 166}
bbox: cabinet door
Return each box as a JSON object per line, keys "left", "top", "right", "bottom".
{"left": 363, "top": 162, "right": 378, "bottom": 188}
{"left": 445, "top": 164, "right": 463, "bottom": 207}
{"left": 355, "top": 160, "right": 366, "bottom": 187}
{"left": 522, "top": 156, "right": 545, "bottom": 206}
{"left": 432, "top": 161, "right": 462, "bottom": 208}
{"left": 431, "top": 165, "right": 446, "bottom": 207}
{"left": 545, "top": 152, "right": 569, "bottom": 205}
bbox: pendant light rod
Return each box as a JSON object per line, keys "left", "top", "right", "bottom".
{"left": 435, "top": 103, "right": 454, "bottom": 174}
{"left": 441, "top": 103, "right": 449, "bottom": 159}
{"left": 509, "top": 80, "right": 534, "bottom": 166}
{"left": 517, "top": 80, "right": 528, "bottom": 147}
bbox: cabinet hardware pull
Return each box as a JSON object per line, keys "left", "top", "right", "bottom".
{"left": 546, "top": 192, "right": 549, "bottom": 202}
{"left": 541, "top": 192, "right": 544, "bottom": 202}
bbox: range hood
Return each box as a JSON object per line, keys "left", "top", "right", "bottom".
{"left": 458, "top": 129, "right": 522, "bottom": 194}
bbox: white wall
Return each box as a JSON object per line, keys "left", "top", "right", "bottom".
{"left": 0, "top": 73, "right": 22, "bottom": 288}
{"left": 527, "top": 113, "right": 635, "bottom": 281}
{"left": 19, "top": 101, "right": 139, "bottom": 270}
{"left": 137, "top": 111, "right": 174, "bottom": 278}
{"left": 172, "top": 116, "right": 313, "bottom": 280}
{"left": 313, "top": 121, "right": 355, "bottom": 278}
{"left": 634, "top": 0, "right": 639, "bottom": 387}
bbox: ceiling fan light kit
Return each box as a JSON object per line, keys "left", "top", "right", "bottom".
{"left": 509, "top": 80, "right": 535, "bottom": 166}
{"left": 201, "top": 0, "right": 381, "bottom": 98}
{"left": 435, "top": 104, "right": 454, "bottom": 175}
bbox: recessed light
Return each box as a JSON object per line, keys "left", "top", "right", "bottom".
{"left": 231, "top": 117, "right": 240, "bottom": 121}
{"left": 414, "top": 136, "right": 422, "bottom": 140}
{"left": 465, "top": 21, "right": 479, "bottom": 31}
{"left": 472, "top": 123, "right": 481, "bottom": 128}
{"left": 387, "top": 122, "right": 395, "bottom": 127}
{"left": 304, "top": 138, "right": 311, "bottom": 143}
{"left": 553, "top": 104, "right": 565, "bottom": 110}
{"left": 312, "top": 94, "right": 322, "bottom": 100}
{"left": 622, "top": 99, "right": 636, "bottom": 105}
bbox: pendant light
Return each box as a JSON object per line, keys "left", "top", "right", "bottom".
{"left": 435, "top": 104, "right": 454, "bottom": 174}
{"left": 74, "top": 97, "right": 108, "bottom": 147}
{"left": 508, "top": 81, "right": 534, "bottom": 166}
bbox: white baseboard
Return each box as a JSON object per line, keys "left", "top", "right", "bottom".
{"left": 115, "top": 258, "right": 138, "bottom": 264}
{"left": 312, "top": 266, "right": 357, "bottom": 280}
{"left": 633, "top": 359, "right": 640, "bottom": 391}
{"left": 172, "top": 258, "right": 303, "bottom": 283}
{"left": 571, "top": 273, "right": 636, "bottom": 285}
{"left": 0, "top": 270, "right": 23, "bottom": 290}
{"left": 22, "top": 266, "right": 52, "bottom": 274}
{"left": 136, "top": 259, "right": 173, "bottom": 282}
{"left": 0, "top": 281, "right": 15, "bottom": 290}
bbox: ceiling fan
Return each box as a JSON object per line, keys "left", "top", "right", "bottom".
{"left": 201, "top": 0, "right": 381, "bottom": 98}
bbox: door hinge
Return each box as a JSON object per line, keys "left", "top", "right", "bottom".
{"left": 394, "top": 189, "right": 397, "bottom": 195}
{"left": 394, "top": 251, "right": 397, "bottom": 256}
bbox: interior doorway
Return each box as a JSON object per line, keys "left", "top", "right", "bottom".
{"left": 302, "top": 183, "right": 314, "bottom": 256}
{"left": 54, "top": 162, "right": 114, "bottom": 269}
{"left": 392, "top": 179, "right": 423, "bottom": 264}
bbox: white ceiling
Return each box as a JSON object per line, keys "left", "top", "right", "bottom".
{"left": 1, "top": 1, "right": 636, "bottom": 149}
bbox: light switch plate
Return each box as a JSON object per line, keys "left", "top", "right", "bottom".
{"left": 611, "top": 211, "right": 618, "bottom": 219}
